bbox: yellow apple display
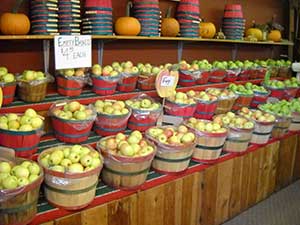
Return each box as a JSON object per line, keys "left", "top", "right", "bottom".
{"left": 58, "top": 68, "right": 86, "bottom": 77}
{"left": 94, "top": 100, "right": 129, "bottom": 116}
{"left": 167, "top": 91, "right": 196, "bottom": 105}
{"left": 206, "top": 88, "right": 236, "bottom": 98}
{"left": 38, "top": 145, "right": 103, "bottom": 173}
{"left": 92, "top": 64, "right": 119, "bottom": 77}
{"left": 239, "top": 107, "right": 276, "bottom": 123}
{"left": 0, "top": 66, "right": 15, "bottom": 83}
{"left": 213, "top": 112, "right": 255, "bottom": 129}
{"left": 125, "top": 97, "right": 161, "bottom": 111}
{"left": 19, "top": 70, "right": 47, "bottom": 82}
{"left": 186, "top": 117, "right": 227, "bottom": 133}
{"left": 187, "top": 90, "right": 218, "bottom": 102}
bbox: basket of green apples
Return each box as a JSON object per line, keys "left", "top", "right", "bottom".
{"left": 238, "top": 107, "right": 276, "bottom": 145}
{"left": 213, "top": 112, "right": 254, "bottom": 153}
{"left": 0, "top": 147, "right": 43, "bottom": 225}
{"left": 228, "top": 83, "right": 254, "bottom": 111}
{"left": 38, "top": 144, "right": 103, "bottom": 210}
{"left": 195, "top": 60, "right": 212, "bottom": 85}
{"left": 56, "top": 68, "right": 88, "bottom": 97}
{"left": 137, "top": 63, "right": 162, "bottom": 90}
{"left": 288, "top": 98, "right": 300, "bottom": 132}
{"left": 0, "top": 108, "right": 44, "bottom": 158}
{"left": 282, "top": 78, "right": 299, "bottom": 100}
{"left": 238, "top": 60, "right": 253, "bottom": 81}
{"left": 243, "top": 82, "right": 270, "bottom": 108}
{"left": 0, "top": 66, "right": 16, "bottom": 106}
{"left": 97, "top": 131, "right": 156, "bottom": 190}
{"left": 117, "top": 61, "right": 139, "bottom": 92}
{"left": 184, "top": 117, "right": 227, "bottom": 164}
{"left": 206, "top": 88, "right": 238, "bottom": 114}
{"left": 126, "top": 94, "right": 162, "bottom": 131}
{"left": 224, "top": 61, "right": 241, "bottom": 82}
{"left": 93, "top": 99, "right": 131, "bottom": 136}
{"left": 278, "top": 59, "right": 292, "bottom": 78}
{"left": 266, "top": 59, "right": 279, "bottom": 77}
{"left": 17, "top": 70, "right": 53, "bottom": 103}
{"left": 258, "top": 100, "right": 292, "bottom": 138}
{"left": 254, "top": 60, "right": 268, "bottom": 79}
{"left": 165, "top": 91, "right": 197, "bottom": 118}
{"left": 209, "top": 61, "right": 227, "bottom": 83}
{"left": 146, "top": 125, "right": 196, "bottom": 174}
{"left": 50, "top": 101, "right": 97, "bottom": 143}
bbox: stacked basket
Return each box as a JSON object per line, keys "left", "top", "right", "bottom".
{"left": 30, "top": 0, "right": 59, "bottom": 35}
{"left": 133, "top": 0, "right": 161, "bottom": 36}
{"left": 58, "top": 0, "right": 81, "bottom": 35}
{"left": 176, "top": 0, "right": 200, "bottom": 38}
{"left": 222, "top": 4, "right": 245, "bottom": 40}
{"left": 82, "top": 0, "right": 113, "bottom": 35}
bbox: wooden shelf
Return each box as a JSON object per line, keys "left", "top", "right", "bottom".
{"left": 0, "top": 34, "right": 294, "bottom": 46}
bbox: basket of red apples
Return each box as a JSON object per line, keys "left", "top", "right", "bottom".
{"left": 0, "top": 108, "right": 44, "bottom": 158}
{"left": 146, "top": 125, "right": 196, "bottom": 174}
{"left": 0, "top": 147, "right": 43, "bottom": 225}
{"left": 126, "top": 94, "right": 162, "bottom": 131}
{"left": 187, "top": 90, "right": 218, "bottom": 120}
{"left": 213, "top": 112, "right": 254, "bottom": 154}
{"left": 206, "top": 88, "right": 238, "bottom": 114}
{"left": 165, "top": 91, "right": 197, "bottom": 117}
{"left": 17, "top": 70, "right": 53, "bottom": 103}
{"left": 97, "top": 131, "right": 156, "bottom": 190}
{"left": 90, "top": 64, "right": 121, "bottom": 96}
{"left": 93, "top": 100, "right": 131, "bottom": 136}
{"left": 238, "top": 107, "right": 276, "bottom": 145}
{"left": 38, "top": 144, "right": 103, "bottom": 210}
{"left": 116, "top": 61, "right": 139, "bottom": 92}
{"left": 50, "top": 101, "right": 97, "bottom": 143}
{"left": 56, "top": 68, "right": 88, "bottom": 97}
{"left": 0, "top": 66, "right": 16, "bottom": 106}
{"left": 184, "top": 118, "right": 228, "bottom": 163}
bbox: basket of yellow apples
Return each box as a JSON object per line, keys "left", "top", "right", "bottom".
{"left": 50, "top": 101, "right": 96, "bottom": 143}
{"left": 93, "top": 99, "right": 131, "bottom": 136}
{"left": 17, "top": 70, "right": 53, "bottom": 103}
{"left": 97, "top": 131, "right": 156, "bottom": 190}
{"left": 56, "top": 68, "right": 88, "bottom": 97}
{"left": 0, "top": 108, "right": 44, "bottom": 158}
{"left": 38, "top": 144, "right": 103, "bottom": 210}
{"left": 126, "top": 94, "right": 162, "bottom": 131}
{"left": 146, "top": 125, "right": 196, "bottom": 174}
{"left": 0, "top": 66, "right": 16, "bottom": 106}
{"left": 165, "top": 91, "right": 197, "bottom": 118}
{"left": 0, "top": 147, "right": 43, "bottom": 225}
{"left": 238, "top": 107, "right": 276, "bottom": 145}
{"left": 213, "top": 112, "right": 254, "bottom": 153}
{"left": 116, "top": 61, "right": 139, "bottom": 92}
{"left": 137, "top": 63, "right": 163, "bottom": 90}
{"left": 184, "top": 118, "right": 228, "bottom": 163}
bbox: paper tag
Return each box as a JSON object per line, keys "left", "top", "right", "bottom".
{"left": 155, "top": 69, "right": 179, "bottom": 98}
{"left": 54, "top": 35, "right": 92, "bottom": 69}
{"left": 161, "top": 76, "right": 175, "bottom": 87}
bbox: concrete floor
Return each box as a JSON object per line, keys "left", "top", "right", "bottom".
{"left": 223, "top": 181, "right": 300, "bottom": 225}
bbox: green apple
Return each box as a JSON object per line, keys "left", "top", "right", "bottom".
{"left": 80, "top": 154, "right": 93, "bottom": 167}
{"left": 18, "top": 177, "right": 29, "bottom": 187}
{"left": 60, "top": 158, "right": 72, "bottom": 168}
{"left": 25, "top": 108, "right": 37, "bottom": 118}
{"left": 49, "top": 150, "right": 64, "bottom": 165}
{"left": 3, "top": 176, "right": 18, "bottom": 189}
{"left": 51, "top": 165, "right": 65, "bottom": 173}
{"left": 0, "top": 161, "right": 11, "bottom": 173}
{"left": 13, "top": 166, "right": 30, "bottom": 178}
{"left": 68, "top": 152, "right": 80, "bottom": 163}
{"left": 0, "top": 67, "right": 8, "bottom": 76}
{"left": 31, "top": 117, "right": 43, "bottom": 129}
{"left": 2, "top": 73, "right": 15, "bottom": 83}
{"left": 28, "top": 163, "right": 40, "bottom": 175}
{"left": 29, "top": 174, "right": 39, "bottom": 182}
{"left": 90, "top": 157, "right": 101, "bottom": 168}
{"left": 68, "top": 163, "right": 84, "bottom": 173}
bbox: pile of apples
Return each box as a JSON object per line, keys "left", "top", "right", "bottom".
{"left": 52, "top": 101, "right": 94, "bottom": 120}
{"left": 0, "top": 108, "right": 43, "bottom": 131}
{"left": 259, "top": 100, "right": 293, "bottom": 117}
{"left": 228, "top": 83, "right": 254, "bottom": 95}
{"left": 137, "top": 63, "right": 162, "bottom": 76}
{"left": 57, "top": 68, "right": 86, "bottom": 77}
{"left": 206, "top": 88, "right": 236, "bottom": 98}
{"left": 94, "top": 100, "right": 130, "bottom": 115}
{"left": 92, "top": 64, "right": 119, "bottom": 77}
{"left": 244, "top": 82, "right": 269, "bottom": 94}
{"left": 125, "top": 98, "right": 161, "bottom": 111}
{"left": 187, "top": 90, "right": 218, "bottom": 102}
{"left": 213, "top": 112, "right": 254, "bottom": 129}
{"left": 167, "top": 91, "right": 196, "bottom": 105}
{"left": 0, "top": 160, "right": 41, "bottom": 189}
{"left": 18, "top": 70, "right": 47, "bottom": 82}
{"left": 264, "top": 78, "right": 299, "bottom": 89}
{"left": 239, "top": 107, "right": 276, "bottom": 123}
{"left": 179, "top": 60, "right": 213, "bottom": 71}
{"left": 186, "top": 117, "right": 227, "bottom": 133}
{"left": 147, "top": 125, "right": 196, "bottom": 145}
{"left": 39, "top": 145, "right": 102, "bottom": 173}
{"left": 0, "top": 66, "right": 15, "bottom": 83}
{"left": 264, "top": 59, "right": 292, "bottom": 68}
{"left": 99, "top": 131, "right": 154, "bottom": 157}
{"left": 290, "top": 98, "right": 300, "bottom": 113}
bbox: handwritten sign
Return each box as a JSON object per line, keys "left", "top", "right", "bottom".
{"left": 54, "top": 35, "right": 92, "bottom": 69}
{"left": 161, "top": 76, "right": 175, "bottom": 87}
{"left": 155, "top": 69, "right": 178, "bottom": 98}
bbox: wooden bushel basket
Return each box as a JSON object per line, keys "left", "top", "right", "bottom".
{"left": 38, "top": 146, "right": 102, "bottom": 210}
{"left": 56, "top": 75, "right": 86, "bottom": 97}
{"left": 215, "top": 95, "right": 238, "bottom": 115}
{"left": 165, "top": 100, "right": 197, "bottom": 118}
{"left": 137, "top": 74, "right": 156, "bottom": 90}
{"left": 91, "top": 74, "right": 119, "bottom": 96}
{"left": 194, "top": 99, "right": 217, "bottom": 120}
{"left": 18, "top": 81, "right": 48, "bottom": 103}
{"left": 289, "top": 112, "right": 300, "bottom": 132}
{"left": 231, "top": 93, "right": 253, "bottom": 111}
{"left": 117, "top": 73, "right": 138, "bottom": 92}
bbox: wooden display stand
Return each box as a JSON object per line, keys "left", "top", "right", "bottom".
{"left": 32, "top": 132, "right": 300, "bottom": 225}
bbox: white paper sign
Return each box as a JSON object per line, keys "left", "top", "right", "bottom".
{"left": 54, "top": 35, "right": 92, "bottom": 69}
{"left": 160, "top": 76, "right": 175, "bottom": 87}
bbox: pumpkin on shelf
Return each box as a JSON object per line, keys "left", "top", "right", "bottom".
{"left": 0, "top": 0, "right": 30, "bottom": 35}
{"left": 199, "top": 21, "right": 216, "bottom": 39}
{"left": 161, "top": 7, "right": 180, "bottom": 37}
{"left": 245, "top": 23, "right": 263, "bottom": 41}
{"left": 268, "top": 30, "right": 282, "bottom": 42}
{"left": 114, "top": 1, "right": 141, "bottom": 36}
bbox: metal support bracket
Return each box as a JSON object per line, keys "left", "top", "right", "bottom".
{"left": 231, "top": 44, "right": 238, "bottom": 61}
{"left": 97, "top": 40, "right": 104, "bottom": 66}
{"left": 270, "top": 46, "right": 275, "bottom": 59}
{"left": 43, "top": 40, "right": 50, "bottom": 73}
{"left": 177, "top": 41, "right": 184, "bottom": 62}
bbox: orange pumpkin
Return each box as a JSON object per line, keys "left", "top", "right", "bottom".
{"left": 246, "top": 28, "right": 263, "bottom": 41}
{"left": 114, "top": 2, "right": 141, "bottom": 36}
{"left": 199, "top": 22, "right": 216, "bottom": 38}
{"left": 161, "top": 7, "right": 180, "bottom": 37}
{"left": 0, "top": 0, "right": 30, "bottom": 35}
{"left": 268, "top": 30, "right": 282, "bottom": 42}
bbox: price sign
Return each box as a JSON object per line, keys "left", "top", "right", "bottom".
{"left": 160, "top": 76, "right": 175, "bottom": 87}
{"left": 155, "top": 69, "right": 178, "bottom": 98}
{"left": 54, "top": 35, "right": 92, "bottom": 69}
